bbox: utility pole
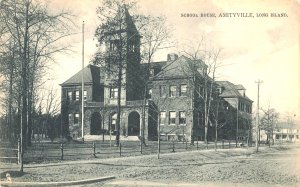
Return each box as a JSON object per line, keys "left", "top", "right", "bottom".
{"left": 255, "top": 80, "right": 263, "bottom": 152}
{"left": 81, "top": 21, "right": 85, "bottom": 141}
{"left": 236, "top": 98, "right": 239, "bottom": 147}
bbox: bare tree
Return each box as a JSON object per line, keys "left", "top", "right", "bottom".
{"left": 260, "top": 107, "right": 279, "bottom": 146}
{"left": 93, "top": 0, "right": 172, "bottom": 146}
{"left": 93, "top": 0, "right": 139, "bottom": 146}
{"left": 0, "top": 0, "right": 74, "bottom": 171}
{"left": 0, "top": 0, "right": 74, "bottom": 145}
{"left": 179, "top": 38, "right": 222, "bottom": 147}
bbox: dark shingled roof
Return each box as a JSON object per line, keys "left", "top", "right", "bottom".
{"left": 61, "top": 64, "right": 100, "bottom": 86}
{"left": 216, "top": 81, "right": 252, "bottom": 102}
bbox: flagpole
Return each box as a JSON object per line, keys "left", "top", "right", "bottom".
{"left": 81, "top": 21, "right": 85, "bottom": 141}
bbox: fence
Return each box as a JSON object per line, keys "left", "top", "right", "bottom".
{"left": 0, "top": 139, "right": 20, "bottom": 164}
{"left": 0, "top": 139, "right": 246, "bottom": 163}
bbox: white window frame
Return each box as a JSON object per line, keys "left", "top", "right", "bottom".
{"left": 75, "top": 91, "right": 80, "bottom": 101}
{"left": 83, "top": 90, "right": 87, "bottom": 101}
{"left": 160, "top": 85, "right": 167, "bottom": 97}
{"left": 169, "top": 111, "right": 176, "bottom": 125}
{"left": 148, "top": 88, "right": 152, "bottom": 98}
{"left": 180, "top": 84, "right": 187, "bottom": 97}
{"left": 67, "top": 91, "right": 73, "bottom": 100}
{"left": 179, "top": 111, "right": 186, "bottom": 126}
{"left": 68, "top": 114, "right": 72, "bottom": 124}
{"left": 169, "top": 85, "right": 176, "bottom": 97}
{"left": 110, "top": 87, "right": 118, "bottom": 99}
{"left": 160, "top": 111, "right": 166, "bottom": 126}
{"left": 74, "top": 113, "right": 79, "bottom": 124}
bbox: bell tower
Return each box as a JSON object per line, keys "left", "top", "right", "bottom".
{"left": 102, "top": 5, "right": 142, "bottom": 105}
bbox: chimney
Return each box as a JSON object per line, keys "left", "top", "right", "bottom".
{"left": 167, "top": 53, "right": 178, "bottom": 61}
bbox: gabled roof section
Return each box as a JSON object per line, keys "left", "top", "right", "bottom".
{"left": 216, "top": 81, "right": 252, "bottom": 102}
{"left": 60, "top": 64, "right": 100, "bottom": 86}
{"left": 155, "top": 55, "right": 207, "bottom": 78}
{"left": 235, "top": 84, "right": 245, "bottom": 90}
{"left": 140, "top": 61, "right": 167, "bottom": 70}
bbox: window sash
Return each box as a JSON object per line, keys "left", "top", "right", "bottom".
{"left": 110, "top": 88, "right": 118, "bottom": 98}
{"left": 74, "top": 113, "right": 79, "bottom": 124}
{"left": 160, "top": 85, "right": 166, "bottom": 97}
{"left": 83, "top": 90, "right": 87, "bottom": 101}
{"left": 169, "top": 111, "right": 176, "bottom": 125}
{"left": 160, "top": 111, "right": 166, "bottom": 125}
{"left": 179, "top": 111, "right": 186, "bottom": 125}
{"left": 180, "top": 85, "right": 187, "bottom": 96}
{"left": 170, "top": 86, "right": 176, "bottom": 97}
{"left": 75, "top": 91, "right": 80, "bottom": 101}
{"left": 67, "top": 91, "right": 73, "bottom": 100}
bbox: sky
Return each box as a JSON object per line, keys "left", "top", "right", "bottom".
{"left": 46, "top": 0, "right": 300, "bottom": 124}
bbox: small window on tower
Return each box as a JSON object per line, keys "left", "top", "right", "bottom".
{"left": 110, "top": 87, "right": 118, "bottom": 98}
{"left": 129, "top": 44, "right": 135, "bottom": 52}
{"left": 110, "top": 40, "right": 120, "bottom": 51}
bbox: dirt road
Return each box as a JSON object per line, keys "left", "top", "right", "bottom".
{"left": 1, "top": 144, "right": 299, "bottom": 186}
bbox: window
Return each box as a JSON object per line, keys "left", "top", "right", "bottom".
{"left": 129, "top": 44, "right": 135, "bottom": 52}
{"left": 159, "top": 111, "right": 166, "bottom": 125}
{"left": 160, "top": 85, "right": 167, "bottom": 97}
{"left": 111, "top": 113, "right": 117, "bottom": 132}
{"left": 74, "top": 113, "right": 79, "bottom": 124}
{"left": 110, "top": 87, "right": 118, "bottom": 98}
{"left": 149, "top": 69, "right": 154, "bottom": 76}
{"left": 169, "top": 111, "right": 176, "bottom": 125}
{"left": 110, "top": 40, "right": 120, "bottom": 51}
{"left": 83, "top": 90, "right": 87, "bottom": 101}
{"left": 282, "top": 135, "right": 287, "bottom": 139}
{"left": 148, "top": 88, "right": 152, "bottom": 98}
{"left": 169, "top": 86, "right": 176, "bottom": 97}
{"left": 180, "top": 84, "right": 187, "bottom": 96}
{"left": 75, "top": 91, "right": 80, "bottom": 101}
{"left": 179, "top": 111, "right": 186, "bottom": 125}
{"left": 178, "top": 134, "right": 185, "bottom": 142}
{"left": 68, "top": 114, "right": 72, "bottom": 123}
{"left": 67, "top": 91, "right": 73, "bottom": 100}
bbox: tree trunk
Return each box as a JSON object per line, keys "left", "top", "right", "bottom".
{"left": 115, "top": 65, "right": 122, "bottom": 147}
{"left": 8, "top": 56, "right": 14, "bottom": 142}
{"left": 215, "top": 121, "right": 218, "bottom": 150}
{"left": 26, "top": 90, "right": 32, "bottom": 146}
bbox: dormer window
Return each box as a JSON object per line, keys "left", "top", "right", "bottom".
{"left": 149, "top": 69, "right": 154, "bottom": 76}
{"left": 216, "top": 87, "right": 222, "bottom": 94}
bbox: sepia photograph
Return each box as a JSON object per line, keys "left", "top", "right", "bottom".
{"left": 0, "top": 0, "right": 299, "bottom": 186}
